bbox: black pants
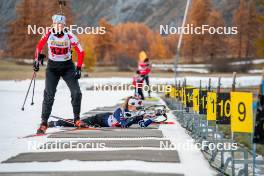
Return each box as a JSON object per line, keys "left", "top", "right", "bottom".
{"left": 41, "top": 59, "right": 82, "bottom": 123}
{"left": 135, "top": 88, "right": 145, "bottom": 100}
{"left": 51, "top": 113, "right": 112, "bottom": 127}
{"left": 82, "top": 113, "right": 112, "bottom": 127}
{"left": 144, "top": 75, "right": 151, "bottom": 96}
{"left": 50, "top": 112, "right": 143, "bottom": 128}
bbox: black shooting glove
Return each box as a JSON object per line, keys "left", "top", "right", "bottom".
{"left": 75, "top": 66, "right": 82, "bottom": 79}
{"left": 33, "top": 60, "right": 40, "bottom": 72}
{"left": 33, "top": 53, "right": 46, "bottom": 72}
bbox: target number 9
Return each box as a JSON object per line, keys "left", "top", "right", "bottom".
{"left": 238, "top": 102, "right": 246, "bottom": 121}
{"left": 231, "top": 92, "right": 253, "bottom": 133}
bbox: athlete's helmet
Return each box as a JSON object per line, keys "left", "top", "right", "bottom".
{"left": 52, "top": 14, "right": 66, "bottom": 24}
{"left": 128, "top": 97, "right": 143, "bottom": 108}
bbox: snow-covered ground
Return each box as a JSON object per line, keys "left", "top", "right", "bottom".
{"left": 0, "top": 79, "right": 133, "bottom": 162}
{"left": 152, "top": 59, "right": 264, "bottom": 74}
{"left": 81, "top": 76, "right": 262, "bottom": 88}
{"left": 1, "top": 76, "right": 256, "bottom": 175}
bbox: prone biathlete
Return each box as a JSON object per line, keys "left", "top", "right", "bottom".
{"left": 48, "top": 97, "right": 153, "bottom": 128}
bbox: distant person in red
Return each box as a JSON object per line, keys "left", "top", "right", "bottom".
{"left": 133, "top": 71, "right": 145, "bottom": 100}
{"left": 138, "top": 58, "right": 151, "bottom": 97}
{"left": 33, "top": 14, "right": 84, "bottom": 134}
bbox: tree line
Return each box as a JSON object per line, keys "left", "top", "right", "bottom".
{"left": 182, "top": 0, "right": 262, "bottom": 64}
{"left": 4, "top": 0, "right": 264, "bottom": 72}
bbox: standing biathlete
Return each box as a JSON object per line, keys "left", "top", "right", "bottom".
{"left": 138, "top": 58, "right": 151, "bottom": 97}
{"left": 132, "top": 71, "right": 145, "bottom": 100}
{"left": 34, "top": 14, "right": 84, "bottom": 134}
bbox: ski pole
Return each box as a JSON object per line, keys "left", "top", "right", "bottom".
{"left": 31, "top": 73, "right": 36, "bottom": 105}
{"left": 21, "top": 71, "right": 36, "bottom": 111}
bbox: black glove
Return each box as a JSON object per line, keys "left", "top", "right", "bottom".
{"left": 33, "top": 54, "right": 46, "bottom": 72}
{"left": 75, "top": 66, "right": 82, "bottom": 79}
{"left": 33, "top": 60, "right": 40, "bottom": 72}
{"left": 38, "top": 53, "right": 46, "bottom": 65}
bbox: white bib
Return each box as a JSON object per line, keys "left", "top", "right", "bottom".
{"left": 47, "top": 33, "right": 72, "bottom": 61}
